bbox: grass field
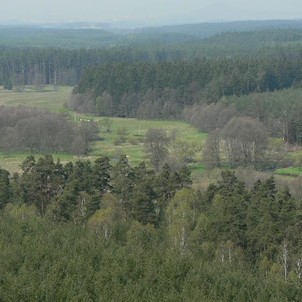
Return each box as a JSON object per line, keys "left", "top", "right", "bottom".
{"left": 90, "top": 117, "right": 206, "bottom": 162}
{"left": 0, "top": 86, "right": 71, "bottom": 112}
{"left": 0, "top": 86, "right": 207, "bottom": 176}
{"left": 275, "top": 167, "right": 302, "bottom": 176}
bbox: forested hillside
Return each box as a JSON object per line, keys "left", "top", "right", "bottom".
{"left": 3, "top": 25, "right": 302, "bottom": 88}
{"left": 0, "top": 155, "right": 301, "bottom": 300}
{"left": 1, "top": 19, "right": 302, "bottom": 300}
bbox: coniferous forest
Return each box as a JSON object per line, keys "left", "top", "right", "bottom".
{"left": 0, "top": 155, "right": 302, "bottom": 301}
{"left": 1, "top": 19, "right": 302, "bottom": 300}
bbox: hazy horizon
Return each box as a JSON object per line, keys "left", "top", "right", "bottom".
{"left": 1, "top": 0, "right": 302, "bottom": 27}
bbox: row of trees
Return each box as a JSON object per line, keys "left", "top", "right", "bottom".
{"left": 184, "top": 89, "right": 302, "bottom": 163}
{"left": 0, "top": 156, "right": 301, "bottom": 300}
{"left": 0, "top": 47, "right": 154, "bottom": 88}
{"left": 0, "top": 106, "right": 99, "bottom": 154}
{"left": 3, "top": 27, "right": 302, "bottom": 88}
{"left": 72, "top": 55, "right": 302, "bottom": 118}
{"left": 224, "top": 88, "right": 302, "bottom": 145}
{"left": 4, "top": 154, "right": 191, "bottom": 224}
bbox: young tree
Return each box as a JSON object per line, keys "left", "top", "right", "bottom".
{"left": 144, "top": 128, "right": 170, "bottom": 171}
{"left": 92, "top": 157, "right": 112, "bottom": 196}
{"left": 203, "top": 129, "right": 221, "bottom": 169}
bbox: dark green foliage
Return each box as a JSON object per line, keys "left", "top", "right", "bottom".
{"left": 1, "top": 156, "right": 302, "bottom": 300}
{"left": 92, "top": 157, "right": 111, "bottom": 195}
{"left": 0, "top": 169, "right": 10, "bottom": 208}
{"left": 17, "top": 155, "right": 65, "bottom": 215}
{"left": 130, "top": 183, "right": 158, "bottom": 226}
{"left": 3, "top": 77, "right": 13, "bottom": 90}
{"left": 72, "top": 53, "right": 302, "bottom": 119}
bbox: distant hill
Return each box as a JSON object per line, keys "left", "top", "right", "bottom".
{"left": 135, "top": 19, "right": 302, "bottom": 38}
{"left": 1, "top": 19, "right": 302, "bottom": 49}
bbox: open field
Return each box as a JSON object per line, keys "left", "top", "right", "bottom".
{"left": 0, "top": 86, "right": 71, "bottom": 112}
{"left": 90, "top": 117, "right": 206, "bottom": 162}
{"left": 0, "top": 116, "right": 207, "bottom": 176}
{"left": 0, "top": 86, "right": 207, "bottom": 176}
{"left": 275, "top": 166, "right": 302, "bottom": 176}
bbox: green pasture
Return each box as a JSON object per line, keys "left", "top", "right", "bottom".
{"left": 1, "top": 84, "right": 301, "bottom": 187}
{"left": 275, "top": 166, "right": 302, "bottom": 177}
{"left": 0, "top": 86, "right": 207, "bottom": 174}
{"left": 90, "top": 117, "right": 207, "bottom": 166}
{"left": 0, "top": 86, "right": 71, "bottom": 112}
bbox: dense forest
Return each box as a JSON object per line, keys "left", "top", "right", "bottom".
{"left": 0, "top": 155, "right": 301, "bottom": 300}
{"left": 72, "top": 56, "right": 302, "bottom": 113}
{"left": 1, "top": 20, "right": 302, "bottom": 300}
{"left": 3, "top": 25, "right": 302, "bottom": 88}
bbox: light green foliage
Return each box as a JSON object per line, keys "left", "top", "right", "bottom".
{"left": 275, "top": 167, "right": 302, "bottom": 176}
{"left": 166, "top": 188, "right": 197, "bottom": 253}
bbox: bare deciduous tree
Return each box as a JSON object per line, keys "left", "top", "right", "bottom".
{"left": 144, "top": 128, "right": 170, "bottom": 171}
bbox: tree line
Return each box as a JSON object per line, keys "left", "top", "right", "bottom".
{"left": 0, "top": 155, "right": 301, "bottom": 300}
{"left": 4, "top": 27, "right": 302, "bottom": 90}
{"left": 183, "top": 86, "right": 302, "bottom": 166}
{"left": 71, "top": 55, "right": 302, "bottom": 118}
{"left": 224, "top": 88, "right": 302, "bottom": 145}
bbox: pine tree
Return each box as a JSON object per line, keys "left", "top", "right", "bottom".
{"left": 0, "top": 169, "right": 10, "bottom": 208}
{"left": 92, "top": 157, "right": 112, "bottom": 196}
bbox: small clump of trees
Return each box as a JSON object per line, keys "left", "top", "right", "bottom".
{"left": 0, "top": 106, "right": 99, "bottom": 155}
{"left": 203, "top": 117, "right": 268, "bottom": 169}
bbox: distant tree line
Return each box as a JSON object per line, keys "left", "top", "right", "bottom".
{"left": 224, "top": 88, "right": 302, "bottom": 145}
{"left": 0, "top": 46, "right": 184, "bottom": 89}
{"left": 0, "top": 47, "right": 149, "bottom": 88}
{"left": 71, "top": 55, "right": 302, "bottom": 118}
{"left": 3, "top": 27, "right": 302, "bottom": 89}
{"left": 0, "top": 106, "right": 98, "bottom": 154}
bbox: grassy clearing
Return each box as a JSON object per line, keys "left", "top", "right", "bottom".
{"left": 0, "top": 117, "right": 207, "bottom": 174}
{"left": 0, "top": 86, "right": 72, "bottom": 112}
{"left": 0, "top": 86, "right": 207, "bottom": 175}
{"left": 0, "top": 152, "right": 76, "bottom": 174}
{"left": 1, "top": 85, "right": 302, "bottom": 188}
{"left": 90, "top": 117, "right": 207, "bottom": 166}
{"left": 275, "top": 167, "right": 302, "bottom": 176}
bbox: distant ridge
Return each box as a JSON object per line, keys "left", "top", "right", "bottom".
{"left": 135, "top": 19, "right": 302, "bottom": 38}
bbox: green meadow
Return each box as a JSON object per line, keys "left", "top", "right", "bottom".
{"left": 0, "top": 86, "right": 207, "bottom": 176}
{"left": 275, "top": 167, "right": 302, "bottom": 176}
{"left": 0, "top": 86, "right": 71, "bottom": 112}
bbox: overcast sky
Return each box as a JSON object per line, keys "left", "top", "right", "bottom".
{"left": 2, "top": 0, "right": 302, "bottom": 25}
